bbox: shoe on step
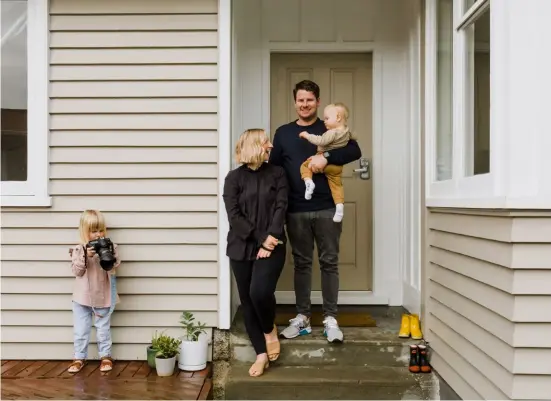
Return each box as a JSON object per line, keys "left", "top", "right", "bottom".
{"left": 323, "top": 316, "right": 344, "bottom": 343}
{"left": 418, "top": 344, "right": 431, "bottom": 373}
{"left": 409, "top": 345, "right": 420, "bottom": 373}
{"left": 399, "top": 314, "right": 411, "bottom": 338}
{"left": 409, "top": 314, "right": 423, "bottom": 340}
{"left": 279, "top": 314, "right": 312, "bottom": 339}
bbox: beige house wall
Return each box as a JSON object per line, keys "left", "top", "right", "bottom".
{"left": 1, "top": 0, "right": 220, "bottom": 360}
{"left": 426, "top": 208, "right": 551, "bottom": 400}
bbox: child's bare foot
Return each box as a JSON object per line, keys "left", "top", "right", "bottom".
{"left": 304, "top": 179, "right": 315, "bottom": 200}
{"left": 249, "top": 354, "right": 269, "bottom": 377}
{"left": 333, "top": 203, "right": 344, "bottom": 222}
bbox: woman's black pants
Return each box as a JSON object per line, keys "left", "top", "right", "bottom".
{"left": 230, "top": 245, "right": 286, "bottom": 355}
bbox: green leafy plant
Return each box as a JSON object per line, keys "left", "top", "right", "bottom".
{"left": 179, "top": 311, "right": 207, "bottom": 342}
{"left": 155, "top": 333, "right": 182, "bottom": 359}
{"left": 150, "top": 329, "right": 165, "bottom": 350}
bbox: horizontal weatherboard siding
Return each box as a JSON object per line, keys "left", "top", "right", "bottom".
{"left": 426, "top": 209, "right": 551, "bottom": 400}
{"left": 0, "top": 0, "right": 220, "bottom": 360}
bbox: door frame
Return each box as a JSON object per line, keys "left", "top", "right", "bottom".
{"left": 263, "top": 46, "right": 390, "bottom": 306}
{"left": 230, "top": 0, "right": 423, "bottom": 310}
{"left": 266, "top": 48, "right": 387, "bottom": 305}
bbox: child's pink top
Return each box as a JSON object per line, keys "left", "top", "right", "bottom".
{"left": 70, "top": 244, "right": 121, "bottom": 308}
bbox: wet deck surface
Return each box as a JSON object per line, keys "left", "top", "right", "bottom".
{"left": 1, "top": 360, "right": 213, "bottom": 400}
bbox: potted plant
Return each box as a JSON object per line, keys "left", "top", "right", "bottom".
{"left": 147, "top": 330, "right": 164, "bottom": 369}
{"left": 154, "top": 333, "right": 182, "bottom": 377}
{"left": 178, "top": 311, "right": 208, "bottom": 371}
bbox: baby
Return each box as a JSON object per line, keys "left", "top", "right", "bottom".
{"left": 299, "top": 102, "right": 357, "bottom": 223}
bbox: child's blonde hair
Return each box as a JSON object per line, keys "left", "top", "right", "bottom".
{"left": 325, "top": 102, "right": 349, "bottom": 124}
{"left": 79, "top": 209, "right": 107, "bottom": 244}
{"left": 235, "top": 128, "right": 269, "bottom": 167}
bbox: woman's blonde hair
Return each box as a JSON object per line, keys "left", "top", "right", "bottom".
{"left": 235, "top": 129, "right": 269, "bottom": 167}
{"left": 79, "top": 209, "right": 107, "bottom": 244}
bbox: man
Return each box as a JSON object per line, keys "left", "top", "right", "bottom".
{"left": 269, "top": 80, "right": 361, "bottom": 343}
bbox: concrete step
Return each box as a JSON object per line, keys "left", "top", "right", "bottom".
{"left": 231, "top": 325, "right": 421, "bottom": 367}
{"left": 225, "top": 364, "right": 436, "bottom": 400}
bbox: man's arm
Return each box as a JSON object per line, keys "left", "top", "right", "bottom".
{"left": 325, "top": 139, "right": 362, "bottom": 166}
{"left": 269, "top": 129, "right": 283, "bottom": 166}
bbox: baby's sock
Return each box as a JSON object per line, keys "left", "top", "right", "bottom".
{"left": 333, "top": 203, "right": 344, "bottom": 222}
{"left": 304, "top": 179, "right": 315, "bottom": 200}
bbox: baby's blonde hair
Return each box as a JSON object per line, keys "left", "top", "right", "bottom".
{"left": 235, "top": 128, "right": 269, "bottom": 167}
{"left": 79, "top": 209, "right": 107, "bottom": 244}
{"left": 325, "top": 102, "right": 350, "bottom": 124}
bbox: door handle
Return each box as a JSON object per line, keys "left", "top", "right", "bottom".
{"left": 353, "top": 157, "right": 370, "bottom": 180}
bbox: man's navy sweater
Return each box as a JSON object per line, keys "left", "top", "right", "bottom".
{"left": 269, "top": 118, "right": 362, "bottom": 213}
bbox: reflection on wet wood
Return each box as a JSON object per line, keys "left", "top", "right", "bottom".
{"left": 1, "top": 360, "right": 213, "bottom": 400}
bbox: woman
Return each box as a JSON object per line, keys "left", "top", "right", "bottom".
{"left": 223, "top": 129, "right": 288, "bottom": 377}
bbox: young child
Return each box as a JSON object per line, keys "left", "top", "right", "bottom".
{"left": 67, "top": 209, "right": 121, "bottom": 373}
{"left": 299, "top": 102, "right": 357, "bottom": 222}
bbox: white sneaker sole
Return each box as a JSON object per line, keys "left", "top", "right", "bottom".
{"left": 280, "top": 326, "right": 312, "bottom": 339}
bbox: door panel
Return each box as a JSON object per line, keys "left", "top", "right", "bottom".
{"left": 270, "top": 53, "right": 373, "bottom": 292}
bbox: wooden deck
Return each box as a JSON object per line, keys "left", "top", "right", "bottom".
{"left": 1, "top": 360, "right": 213, "bottom": 400}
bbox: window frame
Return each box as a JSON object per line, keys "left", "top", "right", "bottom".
{"left": 425, "top": 0, "right": 499, "bottom": 207}
{"left": 1, "top": 0, "right": 50, "bottom": 207}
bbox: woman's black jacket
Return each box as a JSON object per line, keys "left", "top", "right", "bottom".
{"left": 222, "top": 162, "right": 288, "bottom": 261}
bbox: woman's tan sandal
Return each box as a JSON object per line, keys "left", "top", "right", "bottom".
{"left": 99, "top": 357, "right": 113, "bottom": 372}
{"left": 249, "top": 360, "right": 269, "bottom": 377}
{"left": 67, "top": 360, "right": 85, "bottom": 373}
{"left": 267, "top": 325, "right": 280, "bottom": 362}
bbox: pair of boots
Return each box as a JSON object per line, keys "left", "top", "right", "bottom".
{"left": 409, "top": 344, "right": 431, "bottom": 373}
{"left": 398, "top": 313, "right": 423, "bottom": 340}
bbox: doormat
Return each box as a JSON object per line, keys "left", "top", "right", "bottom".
{"left": 275, "top": 311, "right": 376, "bottom": 327}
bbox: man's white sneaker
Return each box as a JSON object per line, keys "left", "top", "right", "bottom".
{"left": 279, "top": 314, "right": 312, "bottom": 339}
{"left": 323, "top": 316, "right": 344, "bottom": 343}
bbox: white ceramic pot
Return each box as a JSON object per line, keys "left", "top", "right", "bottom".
{"left": 155, "top": 356, "right": 176, "bottom": 376}
{"left": 178, "top": 337, "right": 208, "bottom": 371}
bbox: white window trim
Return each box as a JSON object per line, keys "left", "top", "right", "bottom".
{"left": 1, "top": 0, "right": 51, "bottom": 207}
{"left": 425, "top": 0, "right": 502, "bottom": 208}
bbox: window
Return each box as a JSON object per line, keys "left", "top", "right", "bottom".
{"left": 463, "top": 3, "right": 490, "bottom": 176}
{"left": 435, "top": 0, "right": 454, "bottom": 181}
{"left": 1, "top": 0, "right": 49, "bottom": 206}
{"left": 426, "top": 0, "right": 493, "bottom": 205}
{"left": 2, "top": 1, "right": 28, "bottom": 182}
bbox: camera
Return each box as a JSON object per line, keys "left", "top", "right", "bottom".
{"left": 87, "top": 237, "right": 116, "bottom": 271}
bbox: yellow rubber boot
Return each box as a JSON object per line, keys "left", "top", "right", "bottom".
{"left": 410, "top": 314, "right": 423, "bottom": 340}
{"left": 398, "top": 314, "right": 411, "bottom": 338}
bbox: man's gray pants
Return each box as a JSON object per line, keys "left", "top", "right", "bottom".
{"left": 286, "top": 208, "right": 342, "bottom": 318}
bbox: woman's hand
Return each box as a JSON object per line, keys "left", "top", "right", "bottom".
{"left": 86, "top": 246, "right": 96, "bottom": 258}
{"left": 262, "top": 235, "right": 279, "bottom": 251}
{"left": 257, "top": 248, "right": 271, "bottom": 259}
